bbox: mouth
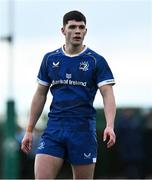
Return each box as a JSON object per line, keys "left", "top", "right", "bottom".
{"left": 73, "top": 36, "right": 81, "bottom": 41}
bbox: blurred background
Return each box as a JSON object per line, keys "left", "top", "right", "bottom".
{"left": 0, "top": 0, "right": 152, "bottom": 179}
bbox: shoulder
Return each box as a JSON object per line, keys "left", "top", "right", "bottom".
{"left": 84, "top": 48, "right": 107, "bottom": 65}
{"left": 43, "top": 48, "right": 62, "bottom": 60}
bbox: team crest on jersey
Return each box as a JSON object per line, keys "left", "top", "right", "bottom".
{"left": 52, "top": 61, "right": 60, "bottom": 68}
{"left": 79, "top": 61, "right": 89, "bottom": 71}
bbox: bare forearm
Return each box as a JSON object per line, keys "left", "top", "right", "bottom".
{"left": 100, "top": 85, "right": 116, "bottom": 129}
{"left": 103, "top": 93, "right": 116, "bottom": 129}
{"left": 26, "top": 84, "right": 49, "bottom": 132}
{"left": 26, "top": 93, "right": 46, "bottom": 132}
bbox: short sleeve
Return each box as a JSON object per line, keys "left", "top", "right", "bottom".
{"left": 96, "top": 57, "right": 115, "bottom": 88}
{"left": 37, "top": 54, "right": 51, "bottom": 86}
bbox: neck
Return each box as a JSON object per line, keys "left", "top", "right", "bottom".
{"left": 64, "top": 44, "right": 85, "bottom": 55}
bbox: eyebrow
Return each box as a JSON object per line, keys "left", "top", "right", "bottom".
{"left": 68, "top": 24, "right": 85, "bottom": 29}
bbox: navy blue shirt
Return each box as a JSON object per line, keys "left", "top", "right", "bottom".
{"left": 37, "top": 46, "right": 115, "bottom": 117}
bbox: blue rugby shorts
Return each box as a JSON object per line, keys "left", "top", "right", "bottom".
{"left": 36, "top": 117, "right": 97, "bottom": 165}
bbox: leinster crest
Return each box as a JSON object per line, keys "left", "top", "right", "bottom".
{"left": 79, "top": 61, "right": 89, "bottom": 71}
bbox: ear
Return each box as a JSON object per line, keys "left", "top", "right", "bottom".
{"left": 61, "top": 27, "right": 66, "bottom": 35}
{"left": 85, "top": 28, "right": 87, "bottom": 36}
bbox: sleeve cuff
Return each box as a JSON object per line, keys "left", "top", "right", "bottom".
{"left": 37, "top": 78, "right": 50, "bottom": 86}
{"left": 97, "top": 79, "right": 115, "bottom": 88}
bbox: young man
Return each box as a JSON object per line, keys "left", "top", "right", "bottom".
{"left": 21, "top": 10, "right": 116, "bottom": 179}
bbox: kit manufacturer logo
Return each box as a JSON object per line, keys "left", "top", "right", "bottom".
{"left": 52, "top": 61, "right": 60, "bottom": 68}
{"left": 84, "top": 153, "right": 91, "bottom": 159}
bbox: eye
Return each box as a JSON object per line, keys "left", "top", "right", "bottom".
{"left": 69, "top": 25, "right": 76, "bottom": 29}
{"left": 79, "top": 25, "right": 85, "bottom": 29}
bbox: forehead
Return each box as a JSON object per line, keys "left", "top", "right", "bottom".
{"left": 65, "top": 20, "right": 86, "bottom": 27}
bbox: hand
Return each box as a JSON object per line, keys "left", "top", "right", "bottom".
{"left": 103, "top": 126, "right": 116, "bottom": 148}
{"left": 21, "top": 132, "right": 33, "bottom": 153}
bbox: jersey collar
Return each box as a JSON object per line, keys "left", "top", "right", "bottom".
{"left": 61, "top": 45, "right": 88, "bottom": 57}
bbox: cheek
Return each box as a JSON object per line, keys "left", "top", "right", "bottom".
{"left": 81, "top": 32, "right": 86, "bottom": 39}
{"left": 66, "top": 32, "right": 73, "bottom": 38}
{"left": 83, "top": 31, "right": 87, "bottom": 36}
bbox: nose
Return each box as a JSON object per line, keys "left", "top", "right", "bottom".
{"left": 75, "top": 27, "right": 81, "bottom": 34}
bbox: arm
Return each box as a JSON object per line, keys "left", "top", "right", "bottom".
{"left": 21, "top": 83, "right": 49, "bottom": 153}
{"left": 99, "top": 84, "right": 116, "bottom": 148}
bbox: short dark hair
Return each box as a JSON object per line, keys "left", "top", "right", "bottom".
{"left": 63, "top": 10, "right": 86, "bottom": 26}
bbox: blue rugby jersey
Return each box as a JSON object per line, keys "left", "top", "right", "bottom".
{"left": 37, "top": 46, "right": 115, "bottom": 117}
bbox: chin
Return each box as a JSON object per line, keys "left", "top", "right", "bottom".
{"left": 72, "top": 42, "right": 82, "bottom": 46}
